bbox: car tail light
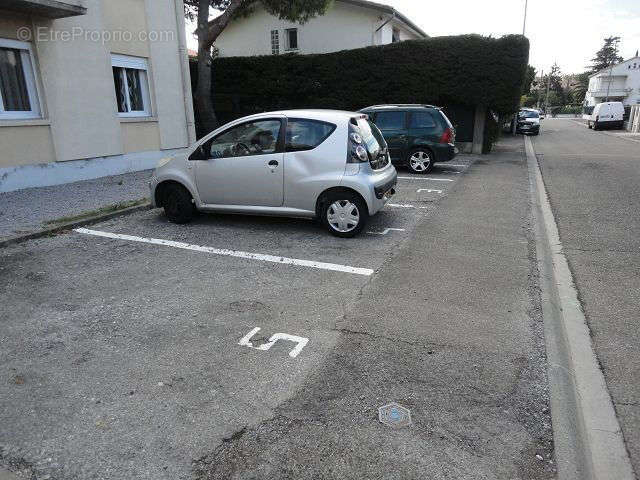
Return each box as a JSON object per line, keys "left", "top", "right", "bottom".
{"left": 348, "top": 125, "right": 369, "bottom": 164}
{"left": 440, "top": 127, "right": 454, "bottom": 144}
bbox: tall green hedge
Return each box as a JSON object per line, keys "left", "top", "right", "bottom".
{"left": 206, "top": 34, "right": 529, "bottom": 129}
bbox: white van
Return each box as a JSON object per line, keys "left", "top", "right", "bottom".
{"left": 587, "top": 102, "right": 625, "bottom": 130}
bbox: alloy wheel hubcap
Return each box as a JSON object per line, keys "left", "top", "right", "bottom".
{"left": 410, "top": 151, "right": 431, "bottom": 172}
{"left": 327, "top": 200, "right": 360, "bottom": 233}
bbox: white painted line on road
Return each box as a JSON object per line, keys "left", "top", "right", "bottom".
{"left": 438, "top": 164, "right": 468, "bottom": 168}
{"left": 239, "top": 327, "right": 309, "bottom": 358}
{"left": 387, "top": 203, "right": 429, "bottom": 210}
{"left": 367, "top": 228, "right": 406, "bottom": 235}
{"left": 398, "top": 176, "right": 453, "bottom": 182}
{"left": 417, "top": 188, "right": 443, "bottom": 194}
{"left": 74, "top": 228, "right": 374, "bottom": 276}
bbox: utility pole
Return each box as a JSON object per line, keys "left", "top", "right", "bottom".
{"left": 537, "top": 68, "right": 544, "bottom": 109}
{"left": 523, "top": 0, "right": 529, "bottom": 36}
{"left": 545, "top": 69, "right": 552, "bottom": 114}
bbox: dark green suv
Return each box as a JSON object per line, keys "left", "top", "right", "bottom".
{"left": 359, "top": 105, "right": 457, "bottom": 174}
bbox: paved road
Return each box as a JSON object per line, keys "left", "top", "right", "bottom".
{"left": 1, "top": 142, "right": 554, "bottom": 479}
{"left": 533, "top": 118, "right": 640, "bottom": 476}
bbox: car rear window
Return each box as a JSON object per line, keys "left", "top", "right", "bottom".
{"left": 373, "top": 111, "right": 406, "bottom": 130}
{"left": 285, "top": 119, "right": 336, "bottom": 152}
{"left": 356, "top": 117, "right": 385, "bottom": 159}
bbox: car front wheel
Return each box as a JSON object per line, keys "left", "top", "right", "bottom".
{"left": 321, "top": 192, "right": 368, "bottom": 238}
{"left": 407, "top": 149, "right": 434, "bottom": 174}
{"left": 163, "top": 184, "right": 195, "bottom": 224}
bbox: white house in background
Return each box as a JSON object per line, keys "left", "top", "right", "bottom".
{"left": 214, "top": 0, "right": 427, "bottom": 58}
{"left": 584, "top": 54, "right": 640, "bottom": 109}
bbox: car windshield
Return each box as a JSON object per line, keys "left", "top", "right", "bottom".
{"left": 357, "top": 117, "right": 386, "bottom": 158}
{"left": 519, "top": 110, "right": 539, "bottom": 119}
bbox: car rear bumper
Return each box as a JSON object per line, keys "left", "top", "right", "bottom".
{"left": 433, "top": 144, "right": 458, "bottom": 162}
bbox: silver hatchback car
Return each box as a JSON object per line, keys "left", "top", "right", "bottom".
{"left": 150, "top": 110, "right": 397, "bottom": 237}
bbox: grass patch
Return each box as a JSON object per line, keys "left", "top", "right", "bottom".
{"left": 44, "top": 198, "right": 148, "bottom": 226}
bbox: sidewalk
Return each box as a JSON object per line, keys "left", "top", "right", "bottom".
{"left": 0, "top": 170, "right": 152, "bottom": 241}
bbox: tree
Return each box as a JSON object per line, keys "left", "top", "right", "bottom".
{"left": 571, "top": 71, "right": 590, "bottom": 104}
{"left": 589, "top": 36, "right": 623, "bottom": 73}
{"left": 522, "top": 65, "right": 536, "bottom": 95}
{"left": 184, "top": 0, "right": 331, "bottom": 135}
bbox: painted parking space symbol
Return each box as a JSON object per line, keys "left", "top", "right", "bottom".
{"left": 367, "top": 228, "right": 406, "bottom": 236}
{"left": 417, "top": 188, "right": 443, "bottom": 194}
{"left": 238, "top": 327, "right": 309, "bottom": 358}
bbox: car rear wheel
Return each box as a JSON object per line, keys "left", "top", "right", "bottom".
{"left": 321, "top": 192, "right": 368, "bottom": 238}
{"left": 407, "top": 149, "right": 434, "bottom": 174}
{"left": 163, "top": 184, "right": 195, "bottom": 224}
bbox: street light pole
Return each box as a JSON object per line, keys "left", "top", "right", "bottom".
{"left": 523, "top": 0, "right": 529, "bottom": 36}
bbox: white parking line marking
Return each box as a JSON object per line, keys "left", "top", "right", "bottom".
{"left": 387, "top": 203, "right": 429, "bottom": 210}
{"left": 398, "top": 177, "right": 453, "bottom": 182}
{"left": 239, "top": 327, "right": 309, "bottom": 358}
{"left": 438, "top": 164, "right": 467, "bottom": 168}
{"left": 367, "top": 228, "right": 406, "bottom": 235}
{"left": 417, "top": 188, "right": 443, "bottom": 194}
{"left": 74, "top": 228, "right": 374, "bottom": 276}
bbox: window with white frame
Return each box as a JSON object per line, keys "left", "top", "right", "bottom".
{"left": 111, "top": 54, "right": 152, "bottom": 117}
{"left": 285, "top": 28, "right": 298, "bottom": 51}
{"left": 0, "top": 38, "right": 41, "bottom": 120}
{"left": 271, "top": 30, "right": 280, "bottom": 55}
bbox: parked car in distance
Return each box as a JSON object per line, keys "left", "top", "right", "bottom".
{"left": 359, "top": 105, "right": 457, "bottom": 174}
{"left": 517, "top": 108, "right": 541, "bottom": 136}
{"left": 150, "top": 110, "right": 397, "bottom": 237}
{"left": 586, "top": 102, "right": 625, "bottom": 130}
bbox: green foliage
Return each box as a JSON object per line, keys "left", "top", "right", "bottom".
{"left": 483, "top": 111, "right": 500, "bottom": 154}
{"left": 572, "top": 72, "right": 590, "bottom": 104}
{"left": 523, "top": 65, "right": 536, "bottom": 95}
{"left": 210, "top": 34, "right": 530, "bottom": 122}
{"left": 589, "top": 36, "right": 623, "bottom": 73}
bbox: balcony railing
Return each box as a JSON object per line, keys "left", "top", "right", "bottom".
{"left": 2, "top": 0, "right": 86, "bottom": 18}
{"left": 588, "top": 88, "right": 632, "bottom": 97}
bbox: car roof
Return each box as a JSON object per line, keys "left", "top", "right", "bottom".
{"left": 361, "top": 104, "right": 441, "bottom": 111}
{"left": 235, "top": 109, "right": 367, "bottom": 124}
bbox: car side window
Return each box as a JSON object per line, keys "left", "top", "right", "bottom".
{"left": 373, "top": 111, "right": 406, "bottom": 130}
{"left": 193, "top": 120, "right": 282, "bottom": 160}
{"left": 409, "top": 111, "right": 437, "bottom": 129}
{"left": 285, "top": 119, "right": 336, "bottom": 152}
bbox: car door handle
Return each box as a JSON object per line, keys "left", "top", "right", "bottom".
{"left": 268, "top": 160, "right": 279, "bottom": 167}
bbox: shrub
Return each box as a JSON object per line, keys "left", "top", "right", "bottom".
{"left": 194, "top": 35, "right": 529, "bottom": 149}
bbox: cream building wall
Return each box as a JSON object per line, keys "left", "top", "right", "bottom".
{"left": 0, "top": 0, "right": 195, "bottom": 193}
{"left": 214, "top": 1, "right": 425, "bottom": 58}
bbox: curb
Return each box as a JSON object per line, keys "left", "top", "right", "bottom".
{"left": 0, "top": 203, "right": 152, "bottom": 248}
{"left": 525, "top": 135, "right": 635, "bottom": 480}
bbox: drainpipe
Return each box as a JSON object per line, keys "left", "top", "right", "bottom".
{"left": 174, "top": 0, "right": 197, "bottom": 145}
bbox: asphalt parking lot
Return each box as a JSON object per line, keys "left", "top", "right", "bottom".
{"left": 1, "top": 151, "right": 553, "bottom": 480}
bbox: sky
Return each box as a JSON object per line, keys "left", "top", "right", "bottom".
{"left": 186, "top": 0, "right": 640, "bottom": 76}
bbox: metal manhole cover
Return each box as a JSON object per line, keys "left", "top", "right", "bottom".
{"left": 378, "top": 402, "right": 412, "bottom": 428}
